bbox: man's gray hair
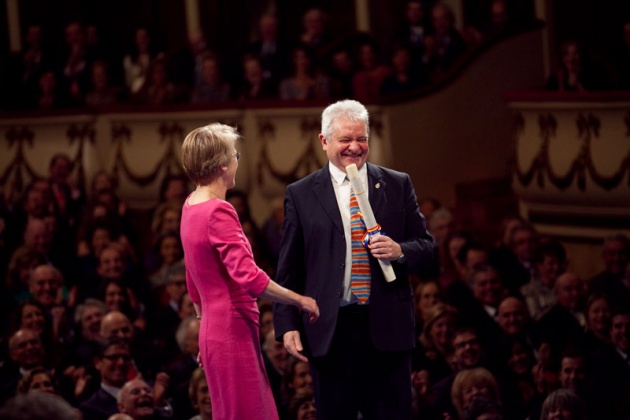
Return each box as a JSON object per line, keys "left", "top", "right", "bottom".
{"left": 175, "top": 316, "right": 199, "bottom": 353}
{"left": 321, "top": 99, "right": 369, "bottom": 140}
{"left": 74, "top": 298, "right": 107, "bottom": 325}
{"left": 166, "top": 259, "right": 186, "bottom": 282}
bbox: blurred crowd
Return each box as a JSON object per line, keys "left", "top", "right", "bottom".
{"left": 0, "top": 151, "right": 629, "bottom": 420}
{"left": 3, "top": 0, "right": 541, "bottom": 113}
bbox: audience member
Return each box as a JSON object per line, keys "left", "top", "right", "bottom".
{"left": 286, "top": 387, "right": 317, "bottom": 420}
{"left": 58, "top": 21, "right": 93, "bottom": 105}
{"left": 414, "top": 302, "right": 458, "bottom": 384}
{"left": 133, "top": 57, "right": 188, "bottom": 105}
{"left": 123, "top": 27, "right": 161, "bottom": 95}
{"left": 351, "top": 40, "right": 392, "bottom": 103}
{"left": 490, "top": 221, "right": 538, "bottom": 294}
{"left": 246, "top": 14, "right": 290, "bottom": 87}
{"left": 451, "top": 367, "right": 501, "bottom": 420}
{"left": 520, "top": 239, "right": 567, "bottom": 320}
{"left": 238, "top": 54, "right": 277, "bottom": 100}
{"left": 414, "top": 280, "right": 442, "bottom": 334}
{"left": 540, "top": 389, "right": 587, "bottom": 420}
{"left": 396, "top": 1, "right": 431, "bottom": 66}
{"left": 187, "top": 368, "right": 212, "bottom": 420}
{"left": 0, "top": 392, "right": 80, "bottom": 420}
{"left": 190, "top": 54, "right": 231, "bottom": 103}
{"left": 0, "top": 328, "right": 46, "bottom": 403}
{"left": 430, "top": 3, "right": 467, "bottom": 71}
{"left": 535, "top": 272, "right": 586, "bottom": 353}
{"left": 380, "top": 43, "right": 430, "bottom": 96}
{"left": 582, "top": 293, "right": 612, "bottom": 353}
{"left": 589, "top": 306, "right": 630, "bottom": 419}
{"left": 545, "top": 40, "right": 607, "bottom": 91}
{"left": 298, "top": 8, "right": 331, "bottom": 59}
{"left": 279, "top": 46, "right": 330, "bottom": 101}
{"left": 588, "top": 234, "right": 630, "bottom": 306}
{"left": 16, "top": 366, "right": 58, "bottom": 395}
{"left": 327, "top": 48, "right": 355, "bottom": 99}
{"left": 85, "top": 60, "right": 123, "bottom": 106}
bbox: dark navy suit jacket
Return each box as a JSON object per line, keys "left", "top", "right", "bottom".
{"left": 273, "top": 163, "right": 434, "bottom": 357}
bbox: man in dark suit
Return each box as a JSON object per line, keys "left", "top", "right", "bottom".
{"left": 589, "top": 308, "right": 630, "bottom": 419}
{"left": 273, "top": 99, "right": 434, "bottom": 419}
{"left": 80, "top": 338, "right": 132, "bottom": 420}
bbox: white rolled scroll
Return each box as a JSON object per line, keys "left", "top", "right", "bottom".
{"left": 346, "top": 164, "right": 397, "bottom": 282}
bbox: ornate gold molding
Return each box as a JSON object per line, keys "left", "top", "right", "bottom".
{"left": 513, "top": 112, "right": 630, "bottom": 191}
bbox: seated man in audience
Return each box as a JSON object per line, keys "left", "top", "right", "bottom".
{"left": 0, "top": 328, "right": 46, "bottom": 404}
{"left": 80, "top": 338, "right": 133, "bottom": 420}
{"left": 589, "top": 307, "right": 630, "bottom": 419}
{"left": 117, "top": 378, "right": 171, "bottom": 420}
{"left": 535, "top": 272, "right": 585, "bottom": 353}
{"left": 490, "top": 221, "right": 538, "bottom": 295}
{"left": 589, "top": 234, "right": 630, "bottom": 307}
{"left": 443, "top": 241, "right": 489, "bottom": 305}
{"left": 100, "top": 311, "right": 164, "bottom": 380}
{"left": 453, "top": 264, "right": 506, "bottom": 350}
{"left": 429, "top": 328, "right": 492, "bottom": 417}
{"left": 148, "top": 260, "right": 187, "bottom": 361}
{"left": 262, "top": 329, "right": 288, "bottom": 406}
{"left": 521, "top": 240, "right": 567, "bottom": 320}
{"left": 165, "top": 317, "right": 200, "bottom": 419}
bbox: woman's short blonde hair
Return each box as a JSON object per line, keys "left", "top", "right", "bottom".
{"left": 181, "top": 123, "right": 239, "bottom": 184}
{"left": 419, "top": 302, "right": 458, "bottom": 350}
{"left": 451, "top": 367, "right": 500, "bottom": 419}
{"left": 188, "top": 367, "right": 207, "bottom": 408}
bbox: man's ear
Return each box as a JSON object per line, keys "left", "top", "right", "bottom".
{"left": 318, "top": 133, "right": 328, "bottom": 149}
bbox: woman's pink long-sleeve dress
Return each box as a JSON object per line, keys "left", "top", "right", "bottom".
{"left": 181, "top": 197, "right": 278, "bottom": 419}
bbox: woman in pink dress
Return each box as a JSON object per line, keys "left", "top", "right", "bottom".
{"left": 180, "top": 123, "right": 319, "bottom": 419}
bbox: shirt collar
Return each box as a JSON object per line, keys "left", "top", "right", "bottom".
{"left": 101, "top": 382, "right": 121, "bottom": 399}
{"left": 328, "top": 162, "right": 368, "bottom": 186}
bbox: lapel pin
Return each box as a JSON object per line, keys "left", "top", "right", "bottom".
{"left": 375, "top": 183, "right": 381, "bottom": 189}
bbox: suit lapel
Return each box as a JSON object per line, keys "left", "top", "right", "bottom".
{"left": 367, "top": 163, "right": 386, "bottom": 221}
{"left": 312, "top": 166, "right": 344, "bottom": 234}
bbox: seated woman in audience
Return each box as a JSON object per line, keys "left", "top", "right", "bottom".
{"left": 287, "top": 387, "right": 317, "bottom": 420}
{"left": 32, "top": 70, "right": 70, "bottom": 110}
{"left": 279, "top": 46, "right": 329, "bottom": 101}
{"left": 414, "top": 280, "right": 442, "bottom": 335}
{"left": 582, "top": 293, "right": 612, "bottom": 353}
{"left": 17, "top": 367, "right": 58, "bottom": 395}
{"left": 188, "top": 367, "right": 212, "bottom": 420}
{"left": 146, "top": 231, "right": 184, "bottom": 288}
{"left": 123, "top": 27, "right": 161, "bottom": 95}
{"left": 191, "top": 53, "right": 230, "bottom": 103}
{"left": 545, "top": 40, "right": 607, "bottom": 91}
{"left": 279, "top": 355, "right": 313, "bottom": 417}
{"left": 98, "top": 278, "right": 143, "bottom": 330}
{"left": 414, "top": 302, "right": 459, "bottom": 384}
{"left": 451, "top": 367, "right": 502, "bottom": 420}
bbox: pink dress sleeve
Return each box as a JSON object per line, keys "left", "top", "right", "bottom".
{"left": 209, "top": 202, "right": 270, "bottom": 298}
{"left": 185, "top": 261, "right": 201, "bottom": 304}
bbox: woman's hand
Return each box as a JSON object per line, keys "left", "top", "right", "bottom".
{"left": 299, "top": 296, "right": 320, "bottom": 323}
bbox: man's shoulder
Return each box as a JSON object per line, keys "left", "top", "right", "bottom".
{"left": 288, "top": 166, "right": 328, "bottom": 190}
{"left": 368, "top": 163, "right": 409, "bottom": 182}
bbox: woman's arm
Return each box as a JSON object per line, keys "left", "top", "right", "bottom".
{"left": 259, "top": 280, "right": 319, "bottom": 324}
